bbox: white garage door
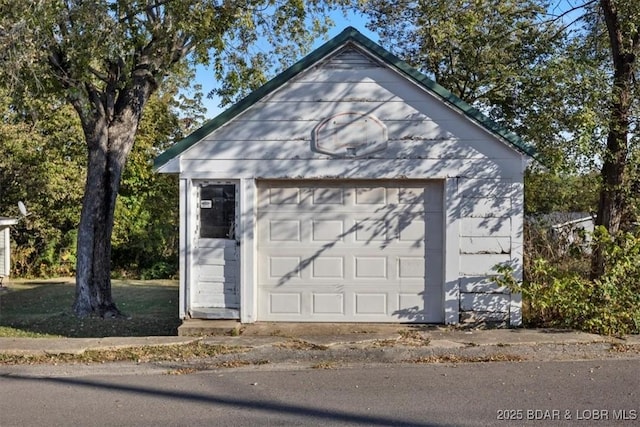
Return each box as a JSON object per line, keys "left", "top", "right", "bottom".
{"left": 257, "top": 180, "right": 444, "bottom": 322}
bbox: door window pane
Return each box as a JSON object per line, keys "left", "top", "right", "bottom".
{"left": 200, "top": 185, "right": 235, "bottom": 238}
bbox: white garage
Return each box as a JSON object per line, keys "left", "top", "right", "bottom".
{"left": 155, "top": 27, "right": 531, "bottom": 326}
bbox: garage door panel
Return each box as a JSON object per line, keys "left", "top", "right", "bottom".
{"left": 355, "top": 293, "right": 387, "bottom": 315}
{"left": 262, "top": 256, "right": 349, "bottom": 285}
{"left": 268, "top": 219, "right": 302, "bottom": 242}
{"left": 264, "top": 186, "right": 302, "bottom": 206}
{"left": 354, "top": 220, "right": 390, "bottom": 242}
{"left": 313, "top": 293, "right": 345, "bottom": 314}
{"left": 354, "top": 256, "right": 388, "bottom": 278}
{"left": 398, "top": 187, "right": 424, "bottom": 205}
{"left": 398, "top": 219, "right": 425, "bottom": 244}
{"left": 261, "top": 215, "right": 429, "bottom": 248}
{"left": 312, "top": 257, "right": 344, "bottom": 278}
{"left": 398, "top": 257, "right": 425, "bottom": 278}
{"left": 261, "top": 249, "right": 432, "bottom": 284}
{"left": 355, "top": 187, "right": 387, "bottom": 205}
{"left": 262, "top": 288, "right": 438, "bottom": 321}
{"left": 312, "top": 187, "right": 345, "bottom": 205}
{"left": 312, "top": 220, "right": 344, "bottom": 242}
{"left": 257, "top": 218, "right": 307, "bottom": 245}
{"left": 268, "top": 256, "right": 303, "bottom": 280}
{"left": 395, "top": 293, "right": 430, "bottom": 322}
{"left": 258, "top": 180, "right": 444, "bottom": 322}
{"left": 269, "top": 293, "right": 301, "bottom": 314}
{"left": 261, "top": 216, "right": 424, "bottom": 248}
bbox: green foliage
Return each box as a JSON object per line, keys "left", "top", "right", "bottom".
{"left": 357, "top": 0, "right": 606, "bottom": 171}
{"left": 0, "top": 1, "right": 346, "bottom": 109}
{"left": 524, "top": 171, "right": 600, "bottom": 214}
{"left": 356, "top": 0, "right": 638, "bottom": 174}
{"left": 0, "top": 84, "right": 195, "bottom": 278}
{"left": 0, "top": 92, "right": 84, "bottom": 277}
{"left": 497, "top": 227, "right": 640, "bottom": 335}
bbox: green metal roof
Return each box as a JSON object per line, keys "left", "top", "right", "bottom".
{"left": 154, "top": 26, "right": 534, "bottom": 170}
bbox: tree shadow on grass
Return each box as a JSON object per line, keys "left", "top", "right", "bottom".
{"left": 0, "top": 280, "right": 180, "bottom": 338}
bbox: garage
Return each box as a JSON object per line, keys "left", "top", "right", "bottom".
{"left": 257, "top": 180, "right": 444, "bottom": 322}
{"left": 155, "top": 27, "right": 531, "bottom": 326}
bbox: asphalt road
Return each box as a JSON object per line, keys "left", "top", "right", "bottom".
{"left": 1, "top": 359, "right": 638, "bottom": 427}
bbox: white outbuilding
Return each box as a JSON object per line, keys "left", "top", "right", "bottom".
{"left": 155, "top": 27, "right": 532, "bottom": 326}
{"left": 0, "top": 217, "right": 18, "bottom": 285}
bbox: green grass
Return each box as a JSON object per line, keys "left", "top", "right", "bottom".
{"left": 0, "top": 279, "right": 180, "bottom": 338}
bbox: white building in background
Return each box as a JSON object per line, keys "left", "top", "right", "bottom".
{"left": 0, "top": 216, "right": 18, "bottom": 285}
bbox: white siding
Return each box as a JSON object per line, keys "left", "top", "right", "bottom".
{"left": 456, "top": 177, "right": 520, "bottom": 324}
{"left": 180, "top": 59, "right": 521, "bottom": 170}
{"left": 240, "top": 178, "right": 258, "bottom": 323}
{"left": 178, "top": 55, "right": 523, "bottom": 186}
{"left": 0, "top": 228, "right": 7, "bottom": 277}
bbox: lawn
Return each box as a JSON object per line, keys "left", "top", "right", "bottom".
{"left": 0, "top": 279, "right": 180, "bottom": 338}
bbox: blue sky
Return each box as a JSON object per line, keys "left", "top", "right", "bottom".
{"left": 193, "top": 1, "right": 580, "bottom": 119}
{"left": 194, "top": 10, "right": 377, "bottom": 119}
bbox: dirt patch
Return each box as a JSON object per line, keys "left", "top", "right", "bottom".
{"left": 407, "top": 353, "right": 526, "bottom": 364}
{"left": 275, "top": 339, "right": 329, "bottom": 351}
{"left": 0, "top": 342, "right": 244, "bottom": 365}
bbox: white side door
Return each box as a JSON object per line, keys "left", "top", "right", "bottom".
{"left": 191, "top": 182, "right": 240, "bottom": 317}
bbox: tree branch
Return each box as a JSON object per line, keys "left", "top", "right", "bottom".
{"left": 87, "top": 66, "right": 109, "bottom": 83}
{"left": 546, "top": 0, "right": 598, "bottom": 22}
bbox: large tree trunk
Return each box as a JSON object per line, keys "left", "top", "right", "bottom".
{"left": 72, "top": 101, "right": 142, "bottom": 317}
{"left": 590, "top": 124, "right": 628, "bottom": 280}
{"left": 73, "top": 118, "right": 115, "bottom": 317}
{"left": 590, "top": 0, "right": 634, "bottom": 280}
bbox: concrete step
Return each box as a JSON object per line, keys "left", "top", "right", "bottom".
{"left": 178, "top": 319, "right": 241, "bottom": 336}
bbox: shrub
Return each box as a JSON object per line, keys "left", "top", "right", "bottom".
{"left": 140, "top": 261, "right": 178, "bottom": 280}
{"left": 497, "top": 227, "right": 640, "bottom": 335}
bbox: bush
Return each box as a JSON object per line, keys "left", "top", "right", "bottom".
{"left": 498, "top": 227, "right": 640, "bottom": 335}
{"left": 140, "top": 261, "right": 178, "bottom": 280}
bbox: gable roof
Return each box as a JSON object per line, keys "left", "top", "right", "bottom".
{"left": 155, "top": 27, "right": 534, "bottom": 170}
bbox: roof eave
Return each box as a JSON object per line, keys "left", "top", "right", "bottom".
{"left": 0, "top": 218, "right": 18, "bottom": 228}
